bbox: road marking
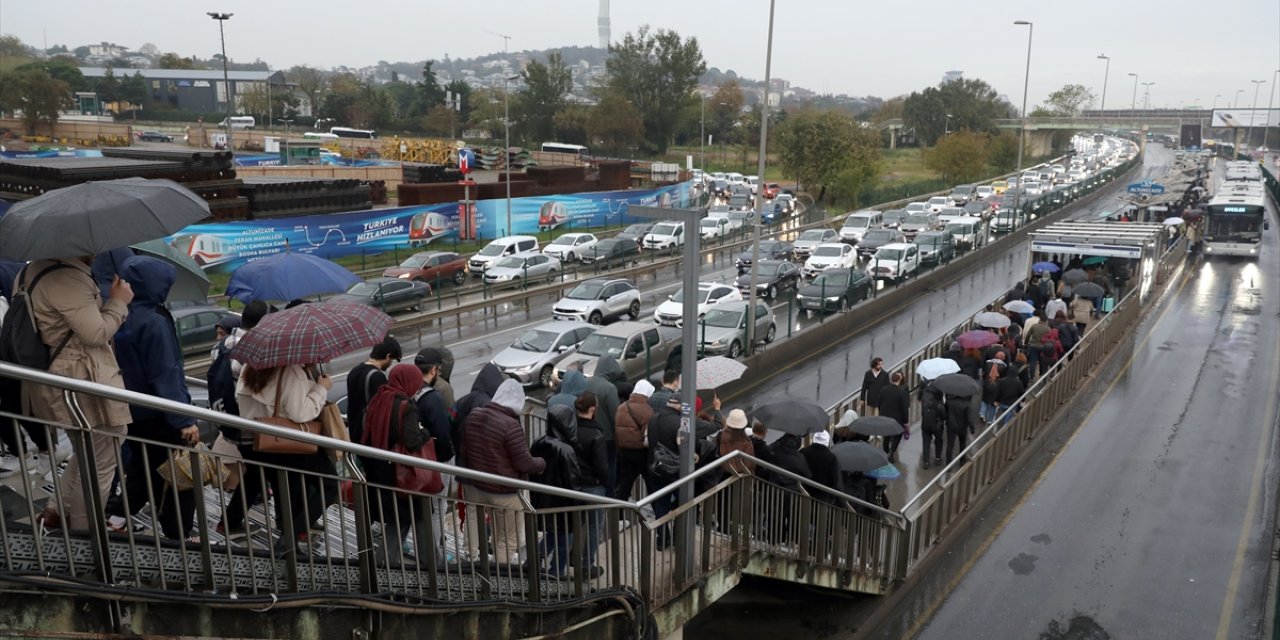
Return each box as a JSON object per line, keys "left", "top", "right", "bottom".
{"left": 904, "top": 269, "right": 1191, "bottom": 640}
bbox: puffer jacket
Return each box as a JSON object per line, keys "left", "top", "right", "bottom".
{"left": 548, "top": 369, "right": 587, "bottom": 409}
{"left": 459, "top": 395, "right": 546, "bottom": 494}
{"left": 615, "top": 392, "right": 654, "bottom": 451}
{"left": 529, "top": 405, "right": 589, "bottom": 507}
{"left": 585, "top": 356, "right": 624, "bottom": 442}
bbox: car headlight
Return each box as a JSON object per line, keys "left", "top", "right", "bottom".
{"left": 826, "top": 296, "right": 841, "bottom": 302}
{"left": 398, "top": 274, "right": 411, "bottom": 279}
{"left": 513, "top": 363, "right": 536, "bottom": 374}
{"left": 712, "top": 339, "right": 727, "bottom": 346}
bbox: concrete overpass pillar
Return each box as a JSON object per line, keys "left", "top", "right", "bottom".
{"left": 1140, "top": 125, "right": 1148, "bottom": 155}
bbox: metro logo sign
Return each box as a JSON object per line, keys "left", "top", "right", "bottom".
{"left": 458, "top": 148, "right": 474, "bottom": 175}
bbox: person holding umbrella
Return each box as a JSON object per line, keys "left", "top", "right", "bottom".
{"left": 801, "top": 431, "right": 841, "bottom": 505}
{"left": 877, "top": 373, "right": 910, "bottom": 463}
{"left": 919, "top": 383, "right": 946, "bottom": 470}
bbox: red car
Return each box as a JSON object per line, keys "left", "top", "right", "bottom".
{"left": 381, "top": 251, "right": 468, "bottom": 286}
{"left": 763, "top": 183, "right": 780, "bottom": 199}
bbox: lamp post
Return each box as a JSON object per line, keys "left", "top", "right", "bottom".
{"left": 1013, "top": 19, "right": 1033, "bottom": 222}
{"left": 1234, "top": 89, "right": 1244, "bottom": 108}
{"left": 1097, "top": 54, "right": 1110, "bottom": 112}
{"left": 944, "top": 113, "right": 953, "bottom": 136}
{"left": 1128, "top": 73, "right": 1139, "bottom": 110}
{"left": 503, "top": 75, "right": 517, "bottom": 236}
{"left": 1264, "top": 70, "right": 1280, "bottom": 151}
{"left": 1213, "top": 94, "right": 1221, "bottom": 110}
{"left": 207, "top": 12, "right": 233, "bottom": 152}
{"left": 746, "top": 0, "right": 776, "bottom": 352}
{"left": 700, "top": 94, "right": 706, "bottom": 172}
{"left": 1247, "top": 78, "right": 1267, "bottom": 150}
{"left": 1141, "top": 82, "right": 1155, "bottom": 110}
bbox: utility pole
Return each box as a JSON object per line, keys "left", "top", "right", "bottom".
{"left": 746, "top": 0, "right": 776, "bottom": 351}
{"left": 208, "top": 12, "right": 234, "bottom": 152}
{"left": 1097, "top": 54, "right": 1110, "bottom": 111}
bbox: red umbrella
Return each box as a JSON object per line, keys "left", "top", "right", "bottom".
{"left": 956, "top": 329, "right": 1000, "bottom": 350}
{"left": 231, "top": 302, "right": 394, "bottom": 369}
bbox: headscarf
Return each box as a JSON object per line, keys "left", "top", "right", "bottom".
{"left": 361, "top": 363, "right": 424, "bottom": 451}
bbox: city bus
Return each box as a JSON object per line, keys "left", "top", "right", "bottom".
{"left": 541, "top": 142, "right": 589, "bottom": 160}
{"left": 329, "top": 127, "right": 377, "bottom": 140}
{"left": 1203, "top": 186, "right": 1267, "bottom": 258}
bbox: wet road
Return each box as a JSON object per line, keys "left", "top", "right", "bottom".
{"left": 906, "top": 191, "right": 1279, "bottom": 637}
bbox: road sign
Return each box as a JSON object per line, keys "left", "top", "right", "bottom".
{"left": 458, "top": 148, "right": 474, "bottom": 174}
{"left": 1127, "top": 179, "right": 1165, "bottom": 195}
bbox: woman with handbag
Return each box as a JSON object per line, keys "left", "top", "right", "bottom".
{"left": 361, "top": 363, "right": 432, "bottom": 565}
{"left": 219, "top": 363, "right": 335, "bottom": 548}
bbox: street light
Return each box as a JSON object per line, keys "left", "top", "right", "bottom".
{"left": 1264, "top": 70, "right": 1280, "bottom": 151}
{"left": 503, "top": 75, "right": 519, "bottom": 237}
{"left": 1097, "top": 54, "right": 1110, "bottom": 112}
{"left": 1234, "top": 89, "right": 1244, "bottom": 108}
{"left": 700, "top": 94, "right": 705, "bottom": 172}
{"left": 1212, "top": 94, "right": 1222, "bottom": 110}
{"left": 1013, "top": 20, "right": 1033, "bottom": 196}
{"left": 746, "top": 0, "right": 776, "bottom": 352}
{"left": 944, "top": 113, "right": 953, "bottom": 136}
{"left": 1247, "top": 78, "right": 1267, "bottom": 150}
{"left": 207, "top": 12, "right": 233, "bottom": 152}
{"left": 1128, "top": 73, "right": 1139, "bottom": 110}
{"left": 1141, "top": 82, "right": 1155, "bottom": 110}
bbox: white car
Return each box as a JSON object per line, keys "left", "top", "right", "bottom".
{"left": 905, "top": 202, "right": 929, "bottom": 215}
{"left": 1023, "top": 180, "right": 1044, "bottom": 196}
{"left": 541, "top": 232, "right": 598, "bottom": 263}
{"left": 866, "top": 243, "right": 920, "bottom": 281}
{"left": 927, "top": 196, "right": 950, "bottom": 213}
{"left": 642, "top": 221, "right": 685, "bottom": 250}
{"left": 552, "top": 277, "right": 642, "bottom": 325}
{"left": 974, "top": 185, "right": 995, "bottom": 199}
{"left": 803, "top": 243, "right": 857, "bottom": 278}
{"left": 745, "top": 175, "right": 760, "bottom": 195}
{"left": 653, "top": 282, "right": 742, "bottom": 327}
{"left": 726, "top": 172, "right": 746, "bottom": 186}
{"left": 699, "top": 216, "right": 732, "bottom": 240}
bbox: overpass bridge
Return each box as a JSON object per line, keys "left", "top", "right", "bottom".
{"left": 996, "top": 109, "right": 1213, "bottom": 132}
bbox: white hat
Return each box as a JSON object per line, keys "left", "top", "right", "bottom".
{"left": 633, "top": 379, "right": 655, "bottom": 398}
{"left": 834, "top": 409, "right": 858, "bottom": 428}
{"left": 811, "top": 430, "right": 831, "bottom": 447}
{"left": 726, "top": 409, "right": 749, "bottom": 430}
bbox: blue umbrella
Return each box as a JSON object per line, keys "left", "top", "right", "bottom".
{"left": 866, "top": 463, "right": 902, "bottom": 480}
{"left": 226, "top": 252, "right": 362, "bottom": 303}
{"left": 1032, "top": 261, "right": 1059, "bottom": 273}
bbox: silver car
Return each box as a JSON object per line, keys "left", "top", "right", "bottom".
{"left": 697, "top": 300, "right": 777, "bottom": 359}
{"left": 552, "top": 277, "right": 642, "bottom": 324}
{"left": 792, "top": 228, "right": 839, "bottom": 259}
{"left": 483, "top": 252, "right": 562, "bottom": 288}
{"left": 490, "top": 321, "right": 597, "bottom": 387}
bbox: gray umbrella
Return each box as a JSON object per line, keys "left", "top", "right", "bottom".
{"left": 830, "top": 441, "right": 891, "bottom": 473}
{"left": 750, "top": 400, "right": 831, "bottom": 436}
{"left": 0, "top": 178, "right": 210, "bottom": 261}
{"left": 847, "top": 416, "right": 905, "bottom": 437}
{"left": 1071, "top": 282, "right": 1105, "bottom": 298}
{"left": 931, "top": 373, "right": 982, "bottom": 396}
{"left": 1061, "top": 268, "right": 1089, "bottom": 285}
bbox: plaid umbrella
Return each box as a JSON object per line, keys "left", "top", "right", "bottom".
{"left": 231, "top": 302, "right": 394, "bottom": 369}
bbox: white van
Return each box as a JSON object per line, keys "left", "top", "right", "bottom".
{"left": 839, "top": 210, "right": 883, "bottom": 244}
{"left": 218, "top": 116, "right": 256, "bottom": 130}
{"left": 642, "top": 221, "right": 685, "bottom": 250}
{"left": 468, "top": 235, "right": 540, "bottom": 274}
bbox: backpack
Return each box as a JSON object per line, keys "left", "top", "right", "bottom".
{"left": 0, "top": 264, "right": 74, "bottom": 369}
{"left": 207, "top": 337, "right": 240, "bottom": 417}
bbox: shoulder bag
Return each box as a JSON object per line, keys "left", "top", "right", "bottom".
{"left": 392, "top": 397, "right": 444, "bottom": 494}
{"left": 253, "top": 372, "right": 323, "bottom": 454}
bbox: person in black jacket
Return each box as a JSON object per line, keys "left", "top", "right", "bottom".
{"left": 361, "top": 363, "right": 430, "bottom": 565}
{"left": 919, "top": 384, "right": 945, "bottom": 470}
{"left": 530, "top": 404, "right": 588, "bottom": 578}
{"left": 450, "top": 363, "right": 504, "bottom": 460}
{"left": 877, "top": 373, "right": 911, "bottom": 462}
{"left": 994, "top": 366, "right": 1026, "bottom": 427}
{"left": 801, "top": 430, "right": 841, "bottom": 505}
{"left": 860, "top": 357, "right": 888, "bottom": 414}
{"left": 413, "top": 348, "right": 457, "bottom": 561}
{"left": 573, "top": 392, "right": 609, "bottom": 578}
{"left": 944, "top": 393, "right": 974, "bottom": 465}
{"left": 646, "top": 396, "right": 684, "bottom": 549}
{"left": 767, "top": 432, "right": 811, "bottom": 544}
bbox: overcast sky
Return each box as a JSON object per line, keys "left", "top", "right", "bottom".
{"left": 3, "top": 0, "right": 1278, "bottom": 110}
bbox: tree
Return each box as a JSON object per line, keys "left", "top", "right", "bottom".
{"left": 605, "top": 26, "right": 706, "bottom": 153}
{"left": 157, "top": 52, "right": 197, "bottom": 70}
{"left": 444, "top": 79, "right": 473, "bottom": 125}
{"left": 872, "top": 97, "right": 905, "bottom": 124}
{"left": 237, "top": 84, "right": 298, "bottom": 125}
{"left": 0, "top": 69, "right": 73, "bottom": 134}
{"left": 987, "top": 133, "right": 1020, "bottom": 173}
{"left": 95, "top": 68, "right": 120, "bottom": 106}
{"left": 587, "top": 91, "right": 644, "bottom": 154}
{"left": 0, "top": 35, "right": 28, "bottom": 60}
{"left": 290, "top": 65, "right": 327, "bottom": 116}
{"left": 924, "top": 130, "right": 990, "bottom": 183}
{"left": 14, "top": 59, "right": 87, "bottom": 92}
{"left": 552, "top": 105, "right": 590, "bottom": 146}
{"left": 382, "top": 80, "right": 420, "bottom": 127}
{"left": 707, "top": 80, "right": 745, "bottom": 142}
{"left": 1042, "top": 84, "right": 1095, "bottom": 117}
{"left": 119, "top": 72, "right": 149, "bottom": 117}
{"left": 417, "top": 60, "right": 446, "bottom": 111}
{"left": 515, "top": 52, "right": 573, "bottom": 142}
{"left": 467, "top": 87, "right": 508, "bottom": 140}
{"left": 903, "top": 78, "right": 1012, "bottom": 146}
{"left": 776, "top": 109, "right": 881, "bottom": 203}
{"left": 422, "top": 104, "right": 458, "bottom": 137}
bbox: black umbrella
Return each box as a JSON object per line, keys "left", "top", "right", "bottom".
{"left": 1061, "top": 268, "right": 1089, "bottom": 285}
{"left": 750, "top": 400, "right": 831, "bottom": 436}
{"left": 931, "top": 373, "right": 982, "bottom": 396}
{"left": 1071, "top": 282, "right": 1105, "bottom": 298}
{"left": 0, "top": 178, "right": 210, "bottom": 261}
{"left": 847, "top": 416, "right": 905, "bottom": 437}
{"left": 830, "top": 441, "right": 891, "bottom": 473}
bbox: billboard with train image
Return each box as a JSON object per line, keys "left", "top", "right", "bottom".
{"left": 166, "top": 181, "right": 695, "bottom": 274}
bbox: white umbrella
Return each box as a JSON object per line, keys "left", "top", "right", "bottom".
{"left": 695, "top": 356, "right": 747, "bottom": 390}
{"left": 917, "top": 357, "right": 961, "bottom": 380}
{"left": 1003, "top": 300, "right": 1035, "bottom": 314}
{"left": 975, "top": 311, "right": 1011, "bottom": 329}
{"left": 1162, "top": 217, "right": 1185, "bottom": 226}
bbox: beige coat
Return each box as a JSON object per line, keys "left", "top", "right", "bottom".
{"left": 23, "top": 258, "right": 132, "bottom": 429}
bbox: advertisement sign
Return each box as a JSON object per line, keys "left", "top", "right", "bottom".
{"left": 1127, "top": 180, "right": 1165, "bottom": 195}
{"left": 1211, "top": 108, "right": 1280, "bottom": 128}
{"left": 165, "top": 181, "right": 695, "bottom": 274}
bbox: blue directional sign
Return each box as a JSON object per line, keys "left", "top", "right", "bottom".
{"left": 1127, "top": 179, "right": 1165, "bottom": 195}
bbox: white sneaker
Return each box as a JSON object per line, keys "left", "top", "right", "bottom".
{"left": 49, "top": 442, "right": 72, "bottom": 465}
{"left": 31, "top": 453, "right": 57, "bottom": 485}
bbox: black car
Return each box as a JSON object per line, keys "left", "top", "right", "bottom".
{"left": 856, "top": 228, "right": 906, "bottom": 258}
{"left": 138, "top": 131, "right": 174, "bottom": 142}
{"left": 735, "top": 259, "right": 802, "bottom": 299}
{"left": 711, "top": 180, "right": 731, "bottom": 199}
{"left": 331, "top": 277, "right": 432, "bottom": 314}
{"left": 616, "top": 223, "right": 655, "bottom": 247}
{"left": 736, "top": 240, "right": 795, "bottom": 273}
{"left": 882, "top": 208, "right": 906, "bottom": 229}
{"left": 913, "top": 230, "right": 956, "bottom": 265}
{"left": 795, "top": 268, "right": 872, "bottom": 315}
{"left": 580, "top": 238, "right": 640, "bottom": 265}
{"left": 172, "top": 305, "right": 239, "bottom": 357}
{"left": 727, "top": 194, "right": 753, "bottom": 211}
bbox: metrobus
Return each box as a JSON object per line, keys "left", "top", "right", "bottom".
{"left": 303, "top": 132, "right": 339, "bottom": 141}
{"left": 1203, "top": 187, "right": 1267, "bottom": 258}
{"left": 330, "top": 127, "right": 377, "bottom": 140}
{"left": 541, "top": 142, "right": 589, "bottom": 159}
